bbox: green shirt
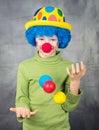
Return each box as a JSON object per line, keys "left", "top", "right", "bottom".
{"left": 16, "top": 51, "right": 83, "bottom": 130}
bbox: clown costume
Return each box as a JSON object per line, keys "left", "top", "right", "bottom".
{"left": 10, "top": 6, "right": 86, "bottom": 130}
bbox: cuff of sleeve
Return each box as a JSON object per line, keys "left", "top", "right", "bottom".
{"left": 17, "top": 117, "right": 26, "bottom": 123}
{"left": 16, "top": 102, "right": 30, "bottom": 110}
{"left": 66, "top": 88, "right": 83, "bottom": 104}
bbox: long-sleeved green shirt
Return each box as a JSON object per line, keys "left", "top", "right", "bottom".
{"left": 16, "top": 51, "right": 83, "bottom": 130}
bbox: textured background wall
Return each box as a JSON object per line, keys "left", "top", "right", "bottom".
{"left": 0, "top": 0, "right": 99, "bottom": 130}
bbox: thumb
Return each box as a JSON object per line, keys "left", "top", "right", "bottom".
{"left": 10, "top": 107, "right": 16, "bottom": 112}
{"left": 30, "top": 109, "right": 38, "bottom": 115}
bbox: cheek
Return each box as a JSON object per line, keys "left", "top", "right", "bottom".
{"left": 36, "top": 40, "right": 43, "bottom": 46}
{"left": 36, "top": 42, "right": 41, "bottom": 47}
{"left": 52, "top": 42, "right": 58, "bottom": 48}
{"left": 36, "top": 42, "right": 40, "bottom": 50}
{"left": 36, "top": 42, "right": 42, "bottom": 50}
{"left": 55, "top": 42, "right": 59, "bottom": 47}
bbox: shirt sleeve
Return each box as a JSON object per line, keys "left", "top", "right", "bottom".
{"left": 61, "top": 76, "right": 83, "bottom": 112}
{"left": 15, "top": 63, "right": 30, "bottom": 122}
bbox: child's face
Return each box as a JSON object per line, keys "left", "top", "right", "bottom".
{"left": 35, "top": 35, "right": 58, "bottom": 58}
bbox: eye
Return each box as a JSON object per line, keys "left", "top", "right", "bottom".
{"left": 40, "top": 38, "right": 44, "bottom": 40}
{"left": 38, "top": 38, "right": 44, "bottom": 41}
{"left": 51, "top": 38, "right": 57, "bottom": 41}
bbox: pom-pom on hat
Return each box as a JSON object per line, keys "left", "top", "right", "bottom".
{"left": 25, "top": 6, "right": 72, "bottom": 30}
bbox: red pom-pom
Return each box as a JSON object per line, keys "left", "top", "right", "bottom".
{"left": 43, "top": 80, "right": 56, "bottom": 93}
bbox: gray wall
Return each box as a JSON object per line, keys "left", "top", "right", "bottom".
{"left": 0, "top": 0, "right": 99, "bottom": 130}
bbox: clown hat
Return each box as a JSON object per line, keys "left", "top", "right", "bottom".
{"left": 25, "top": 6, "right": 72, "bottom": 30}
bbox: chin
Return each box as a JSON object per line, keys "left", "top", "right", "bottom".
{"left": 40, "top": 50, "right": 56, "bottom": 58}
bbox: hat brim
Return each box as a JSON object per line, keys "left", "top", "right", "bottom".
{"left": 24, "top": 21, "right": 72, "bottom": 30}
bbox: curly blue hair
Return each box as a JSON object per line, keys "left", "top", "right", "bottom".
{"left": 25, "top": 26, "right": 71, "bottom": 48}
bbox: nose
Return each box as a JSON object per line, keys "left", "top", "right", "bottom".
{"left": 41, "top": 43, "right": 53, "bottom": 53}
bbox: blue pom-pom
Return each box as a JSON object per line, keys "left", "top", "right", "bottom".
{"left": 39, "top": 75, "right": 52, "bottom": 87}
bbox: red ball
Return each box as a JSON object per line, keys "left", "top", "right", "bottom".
{"left": 41, "top": 43, "right": 52, "bottom": 53}
{"left": 43, "top": 80, "right": 56, "bottom": 93}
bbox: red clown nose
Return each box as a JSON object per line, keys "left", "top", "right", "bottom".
{"left": 41, "top": 43, "right": 53, "bottom": 53}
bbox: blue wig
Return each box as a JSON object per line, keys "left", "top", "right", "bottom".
{"left": 25, "top": 26, "right": 71, "bottom": 48}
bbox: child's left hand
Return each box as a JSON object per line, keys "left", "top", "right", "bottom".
{"left": 66, "top": 61, "right": 86, "bottom": 81}
{"left": 66, "top": 61, "right": 87, "bottom": 95}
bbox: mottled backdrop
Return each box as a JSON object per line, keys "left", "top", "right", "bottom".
{"left": 0, "top": 0, "right": 99, "bottom": 130}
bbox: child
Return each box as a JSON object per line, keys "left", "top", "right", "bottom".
{"left": 10, "top": 6, "right": 86, "bottom": 130}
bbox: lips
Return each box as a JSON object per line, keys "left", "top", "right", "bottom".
{"left": 41, "top": 43, "right": 53, "bottom": 53}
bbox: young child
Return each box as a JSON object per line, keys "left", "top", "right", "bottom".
{"left": 10, "top": 6, "right": 86, "bottom": 130}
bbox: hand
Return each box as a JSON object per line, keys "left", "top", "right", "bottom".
{"left": 66, "top": 61, "right": 87, "bottom": 95}
{"left": 10, "top": 107, "right": 38, "bottom": 118}
{"left": 66, "top": 61, "right": 86, "bottom": 81}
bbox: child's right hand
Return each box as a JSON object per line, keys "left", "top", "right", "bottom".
{"left": 10, "top": 107, "right": 38, "bottom": 118}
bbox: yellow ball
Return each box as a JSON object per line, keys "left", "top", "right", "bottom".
{"left": 53, "top": 91, "right": 66, "bottom": 104}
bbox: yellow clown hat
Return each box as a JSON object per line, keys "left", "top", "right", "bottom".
{"left": 25, "top": 6, "right": 72, "bottom": 30}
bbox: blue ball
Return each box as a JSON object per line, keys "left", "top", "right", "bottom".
{"left": 39, "top": 75, "right": 52, "bottom": 87}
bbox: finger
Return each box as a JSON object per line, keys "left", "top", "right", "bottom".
{"left": 10, "top": 108, "right": 16, "bottom": 112}
{"left": 72, "top": 64, "right": 75, "bottom": 74}
{"left": 10, "top": 107, "right": 20, "bottom": 117}
{"left": 80, "top": 61, "right": 84, "bottom": 70}
{"left": 17, "top": 108, "right": 21, "bottom": 117}
{"left": 21, "top": 108, "right": 26, "bottom": 118}
{"left": 82, "top": 65, "right": 87, "bottom": 76}
{"left": 30, "top": 109, "right": 38, "bottom": 116}
{"left": 25, "top": 109, "right": 30, "bottom": 118}
{"left": 76, "top": 63, "right": 80, "bottom": 73}
{"left": 80, "top": 61, "right": 87, "bottom": 75}
{"left": 66, "top": 67, "right": 70, "bottom": 75}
